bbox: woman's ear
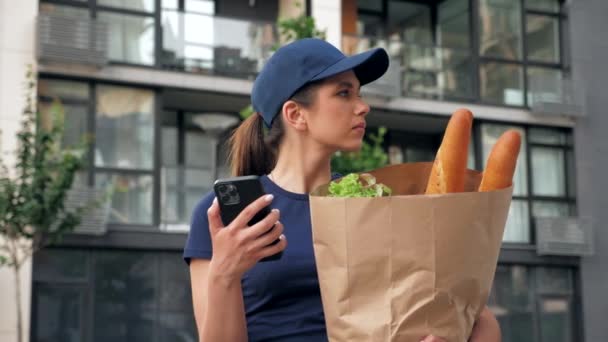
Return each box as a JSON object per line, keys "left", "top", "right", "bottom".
{"left": 281, "top": 100, "right": 307, "bottom": 131}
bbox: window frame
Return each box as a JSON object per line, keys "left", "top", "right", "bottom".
{"left": 354, "top": 0, "right": 568, "bottom": 109}
{"left": 38, "top": 75, "right": 161, "bottom": 229}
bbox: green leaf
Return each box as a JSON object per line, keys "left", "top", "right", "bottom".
{"left": 328, "top": 173, "right": 391, "bottom": 198}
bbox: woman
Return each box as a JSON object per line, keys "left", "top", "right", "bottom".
{"left": 184, "top": 38, "right": 501, "bottom": 342}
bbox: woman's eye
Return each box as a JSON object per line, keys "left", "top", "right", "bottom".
{"left": 338, "top": 90, "right": 349, "bottom": 97}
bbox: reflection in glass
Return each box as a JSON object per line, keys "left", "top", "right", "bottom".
{"left": 526, "top": 15, "right": 560, "bottom": 63}
{"left": 35, "top": 285, "right": 84, "bottom": 342}
{"left": 98, "top": 0, "right": 155, "bottom": 12}
{"left": 537, "top": 267, "right": 572, "bottom": 294}
{"left": 99, "top": 12, "right": 155, "bottom": 65}
{"left": 39, "top": 102, "right": 88, "bottom": 149}
{"left": 532, "top": 201, "right": 570, "bottom": 218}
{"left": 478, "top": 0, "right": 522, "bottom": 59}
{"left": 489, "top": 266, "right": 535, "bottom": 342}
{"left": 39, "top": 3, "right": 89, "bottom": 18}
{"left": 404, "top": 45, "right": 474, "bottom": 100}
{"left": 540, "top": 298, "right": 571, "bottom": 342}
{"left": 438, "top": 0, "right": 470, "bottom": 49}
{"left": 526, "top": 0, "right": 560, "bottom": 13}
{"left": 34, "top": 249, "right": 88, "bottom": 281}
{"left": 38, "top": 79, "right": 89, "bottom": 100}
{"left": 527, "top": 67, "right": 563, "bottom": 107}
{"left": 531, "top": 147, "right": 566, "bottom": 196}
{"left": 96, "top": 173, "right": 153, "bottom": 225}
{"left": 94, "top": 252, "right": 156, "bottom": 341}
{"left": 95, "top": 85, "right": 154, "bottom": 170}
{"left": 161, "top": 10, "right": 276, "bottom": 77}
{"left": 529, "top": 127, "right": 567, "bottom": 145}
{"left": 480, "top": 62, "right": 524, "bottom": 105}
{"left": 504, "top": 199, "right": 530, "bottom": 243}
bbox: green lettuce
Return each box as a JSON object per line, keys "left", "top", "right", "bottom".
{"left": 328, "top": 173, "right": 392, "bottom": 198}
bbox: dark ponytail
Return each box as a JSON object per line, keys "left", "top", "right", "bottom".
{"left": 228, "top": 113, "right": 284, "bottom": 176}
{"left": 229, "top": 81, "right": 321, "bottom": 176}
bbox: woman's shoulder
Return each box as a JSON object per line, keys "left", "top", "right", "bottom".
{"left": 192, "top": 190, "right": 216, "bottom": 215}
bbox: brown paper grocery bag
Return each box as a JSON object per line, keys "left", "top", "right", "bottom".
{"left": 309, "top": 162, "right": 512, "bottom": 342}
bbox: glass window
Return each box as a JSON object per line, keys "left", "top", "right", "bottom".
{"left": 527, "top": 67, "right": 563, "bottom": 107}
{"left": 358, "top": 0, "right": 382, "bottom": 12}
{"left": 39, "top": 101, "right": 89, "bottom": 149}
{"left": 480, "top": 63, "right": 524, "bottom": 106}
{"left": 438, "top": 0, "right": 470, "bottom": 49}
{"left": 186, "top": 0, "right": 215, "bottom": 14}
{"left": 93, "top": 251, "right": 157, "bottom": 341}
{"left": 489, "top": 265, "right": 575, "bottom": 342}
{"left": 567, "top": 149, "right": 576, "bottom": 197}
{"left": 162, "top": 0, "right": 178, "bottom": 10}
{"left": 532, "top": 201, "right": 570, "bottom": 218}
{"left": 537, "top": 268, "right": 572, "bottom": 294}
{"left": 95, "top": 85, "right": 155, "bottom": 170}
{"left": 98, "top": 0, "right": 155, "bottom": 12}
{"left": 159, "top": 255, "right": 197, "bottom": 341}
{"left": 38, "top": 79, "right": 89, "bottom": 100}
{"left": 34, "top": 285, "right": 85, "bottom": 342}
{"left": 441, "top": 48, "right": 474, "bottom": 99}
{"left": 526, "top": 15, "right": 560, "bottom": 63}
{"left": 491, "top": 265, "right": 533, "bottom": 310}
{"left": 478, "top": 0, "right": 522, "bottom": 59}
{"left": 389, "top": 1, "right": 432, "bottom": 45}
{"left": 531, "top": 147, "right": 566, "bottom": 196}
{"left": 526, "top": 0, "right": 560, "bottom": 13}
{"left": 33, "top": 249, "right": 88, "bottom": 282}
{"left": 39, "top": 3, "right": 90, "bottom": 18}
{"left": 504, "top": 199, "right": 530, "bottom": 243}
{"left": 481, "top": 124, "right": 528, "bottom": 195}
{"left": 96, "top": 173, "right": 154, "bottom": 224}
{"left": 162, "top": 126, "right": 179, "bottom": 166}
{"left": 529, "top": 127, "right": 567, "bottom": 145}
{"left": 539, "top": 297, "right": 571, "bottom": 342}
{"left": 185, "top": 130, "right": 215, "bottom": 168}
{"left": 98, "top": 12, "right": 155, "bottom": 65}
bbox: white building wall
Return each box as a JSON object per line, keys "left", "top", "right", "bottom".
{"left": 0, "top": 0, "right": 39, "bottom": 341}
{"left": 311, "top": 0, "right": 342, "bottom": 48}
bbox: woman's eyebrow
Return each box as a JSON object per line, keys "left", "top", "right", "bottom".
{"left": 337, "top": 81, "right": 361, "bottom": 90}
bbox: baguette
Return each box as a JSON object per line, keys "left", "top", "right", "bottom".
{"left": 478, "top": 130, "right": 521, "bottom": 192}
{"left": 425, "top": 109, "right": 473, "bottom": 194}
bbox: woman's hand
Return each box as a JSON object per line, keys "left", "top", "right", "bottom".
{"left": 469, "top": 306, "right": 501, "bottom": 342}
{"left": 420, "top": 335, "right": 447, "bottom": 342}
{"left": 206, "top": 195, "right": 287, "bottom": 283}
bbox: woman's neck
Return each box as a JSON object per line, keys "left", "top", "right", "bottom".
{"left": 269, "top": 140, "right": 333, "bottom": 194}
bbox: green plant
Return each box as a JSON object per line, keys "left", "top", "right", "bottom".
{"left": 331, "top": 127, "right": 390, "bottom": 175}
{"left": 0, "top": 67, "right": 97, "bottom": 342}
{"left": 240, "top": 3, "right": 326, "bottom": 121}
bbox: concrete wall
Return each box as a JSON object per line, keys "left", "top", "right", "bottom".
{"left": 0, "top": 0, "right": 38, "bottom": 341}
{"left": 569, "top": 1, "right": 608, "bottom": 341}
{"left": 311, "top": 0, "right": 341, "bottom": 48}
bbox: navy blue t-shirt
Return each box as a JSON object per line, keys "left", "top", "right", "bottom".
{"left": 183, "top": 175, "right": 329, "bottom": 342}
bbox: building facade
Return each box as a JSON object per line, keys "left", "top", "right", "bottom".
{"left": 0, "top": 0, "right": 606, "bottom": 341}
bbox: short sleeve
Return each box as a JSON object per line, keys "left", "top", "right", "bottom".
{"left": 183, "top": 191, "right": 215, "bottom": 265}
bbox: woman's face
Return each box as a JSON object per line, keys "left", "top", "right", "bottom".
{"left": 302, "top": 70, "right": 371, "bottom": 152}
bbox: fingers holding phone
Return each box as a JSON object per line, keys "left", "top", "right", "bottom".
{"left": 207, "top": 176, "right": 287, "bottom": 279}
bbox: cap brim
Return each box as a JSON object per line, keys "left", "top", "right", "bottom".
{"left": 310, "top": 48, "right": 389, "bottom": 86}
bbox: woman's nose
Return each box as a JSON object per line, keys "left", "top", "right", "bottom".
{"left": 356, "top": 98, "right": 371, "bottom": 116}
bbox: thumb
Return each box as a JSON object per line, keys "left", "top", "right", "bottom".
{"left": 207, "top": 197, "right": 224, "bottom": 236}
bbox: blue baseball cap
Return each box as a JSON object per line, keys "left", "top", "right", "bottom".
{"left": 251, "top": 38, "right": 389, "bottom": 127}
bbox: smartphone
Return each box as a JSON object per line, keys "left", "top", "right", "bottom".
{"left": 213, "top": 175, "right": 283, "bottom": 262}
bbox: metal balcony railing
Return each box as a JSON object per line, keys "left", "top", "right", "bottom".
{"left": 37, "top": 13, "right": 109, "bottom": 67}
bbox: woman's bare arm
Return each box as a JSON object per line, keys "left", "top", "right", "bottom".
{"left": 190, "top": 259, "right": 247, "bottom": 342}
